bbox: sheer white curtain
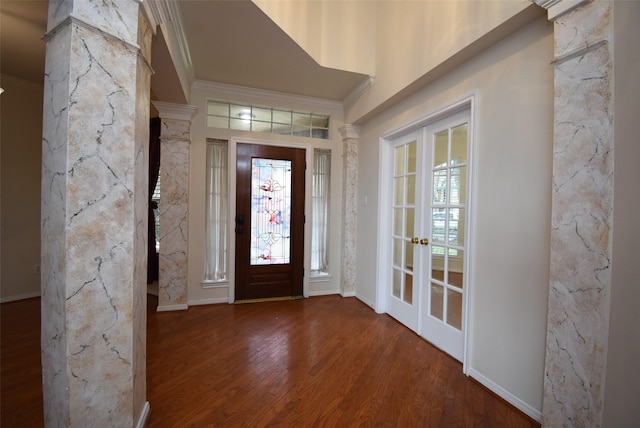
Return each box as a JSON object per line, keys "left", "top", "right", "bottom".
{"left": 311, "top": 149, "right": 331, "bottom": 274}
{"left": 204, "top": 139, "right": 228, "bottom": 281}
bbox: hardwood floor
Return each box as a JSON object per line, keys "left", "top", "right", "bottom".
{"left": 2, "top": 295, "right": 540, "bottom": 427}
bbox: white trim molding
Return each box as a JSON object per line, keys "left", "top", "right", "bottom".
{"left": 532, "top": 0, "right": 591, "bottom": 20}
{"left": 152, "top": 101, "right": 198, "bottom": 122}
{"left": 156, "top": 303, "right": 189, "bottom": 312}
{"left": 192, "top": 80, "right": 343, "bottom": 111}
{"left": 469, "top": 368, "right": 542, "bottom": 423}
{"left": 135, "top": 402, "right": 151, "bottom": 428}
{"left": 0, "top": 291, "right": 40, "bottom": 303}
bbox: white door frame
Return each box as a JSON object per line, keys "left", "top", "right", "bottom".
{"left": 375, "top": 92, "right": 478, "bottom": 374}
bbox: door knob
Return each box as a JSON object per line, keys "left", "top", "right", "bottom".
{"left": 411, "top": 237, "right": 419, "bottom": 244}
{"left": 420, "top": 238, "right": 429, "bottom": 246}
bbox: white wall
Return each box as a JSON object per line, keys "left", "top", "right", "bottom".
{"left": 603, "top": 2, "right": 640, "bottom": 427}
{"left": 355, "top": 17, "right": 553, "bottom": 419}
{"left": 186, "top": 82, "right": 346, "bottom": 305}
{"left": 0, "top": 74, "right": 43, "bottom": 302}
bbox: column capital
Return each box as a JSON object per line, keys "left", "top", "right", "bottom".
{"left": 338, "top": 124, "right": 361, "bottom": 140}
{"left": 533, "top": 0, "right": 591, "bottom": 21}
{"left": 152, "top": 101, "right": 198, "bottom": 122}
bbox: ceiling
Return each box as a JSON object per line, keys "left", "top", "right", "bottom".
{"left": 0, "top": 0, "right": 368, "bottom": 102}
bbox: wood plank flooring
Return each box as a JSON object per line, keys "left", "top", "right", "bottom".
{"left": 2, "top": 295, "right": 540, "bottom": 427}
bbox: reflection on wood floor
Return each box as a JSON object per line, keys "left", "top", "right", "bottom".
{"left": 1, "top": 294, "right": 539, "bottom": 427}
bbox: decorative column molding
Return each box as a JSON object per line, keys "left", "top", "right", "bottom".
{"left": 540, "top": 1, "right": 614, "bottom": 427}
{"left": 533, "top": 0, "right": 591, "bottom": 20}
{"left": 152, "top": 101, "right": 197, "bottom": 311}
{"left": 338, "top": 124, "right": 360, "bottom": 296}
{"left": 40, "top": 1, "right": 152, "bottom": 426}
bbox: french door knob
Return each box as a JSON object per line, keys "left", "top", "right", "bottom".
{"left": 420, "top": 238, "right": 429, "bottom": 246}
{"left": 411, "top": 237, "right": 419, "bottom": 244}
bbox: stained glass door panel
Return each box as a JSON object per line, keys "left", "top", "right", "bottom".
{"left": 250, "top": 158, "right": 292, "bottom": 265}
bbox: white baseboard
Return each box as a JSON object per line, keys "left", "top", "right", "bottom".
{"left": 468, "top": 368, "right": 541, "bottom": 423}
{"left": 187, "top": 297, "right": 228, "bottom": 306}
{"left": 355, "top": 293, "right": 376, "bottom": 310}
{"left": 156, "top": 303, "right": 188, "bottom": 312}
{"left": 0, "top": 291, "right": 40, "bottom": 303}
{"left": 136, "top": 401, "right": 150, "bottom": 428}
{"left": 340, "top": 290, "right": 356, "bottom": 298}
{"left": 308, "top": 290, "right": 340, "bottom": 297}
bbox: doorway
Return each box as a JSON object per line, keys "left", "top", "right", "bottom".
{"left": 379, "top": 103, "right": 473, "bottom": 363}
{"left": 235, "top": 143, "right": 306, "bottom": 301}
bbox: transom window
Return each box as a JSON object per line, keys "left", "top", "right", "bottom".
{"left": 206, "top": 100, "right": 330, "bottom": 139}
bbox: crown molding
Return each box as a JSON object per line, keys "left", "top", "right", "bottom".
{"left": 533, "top": 0, "right": 591, "bottom": 21}
{"left": 192, "top": 80, "right": 344, "bottom": 112}
{"left": 144, "top": 0, "right": 194, "bottom": 80}
{"left": 152, "top": 101, "right": 198, "bottom": 122}
{"left": 342, "top": 76, "right": 374, "bottom": 110}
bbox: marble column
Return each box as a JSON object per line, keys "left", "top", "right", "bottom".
{"left": 538, "top": 1, "right": 614, "bottom": 426}
{"left": 40, "top": 0, "right": 153, "bottom": 426}
{"left": 152, "top": 102, "right": 197, "bottom": 311}
{"left": 339, "top": 124, "right": 360, "bottom": 296}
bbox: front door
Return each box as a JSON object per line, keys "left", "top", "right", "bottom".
{"left": 235, "top": 143, "right": 306, "bottom": 301}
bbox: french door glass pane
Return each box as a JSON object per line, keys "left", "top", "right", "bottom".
{"left": 407, "top": 141, "right": 417, "bottom": 173}
{"left": 449, "top": 208, "right": 463, "bottom": 246}
{"left": 393, "top": 238, "right": 402, "bottom": 266}
{"left": 393, "top": 208, "right": 403, "bottom": 236}
{"left": 434, "top": 130, "right": 448, "bottom": 167}
{"left": 448, "top": 250, "right": 464, "bottom": 288}
{"left": 450, "top": 166, "right": 466, "bottom": 205}
{"left": 406, "top": 175, "right": 416, "bottom": 205}
{"left": 405, "top": 208, "right": 415, "bottom": 238}
{"left": 393, "top": 269, "right": 402, "bottom": 298}
{"left": 447, "top": 289, "right": 463, "bottom": 330}
{"left": 404, "top": 273, "right": 413, "bottom": 304}
{"left": 394, "top": 178, "right": 404, "bottom": 205}
{"left": 433, "top": 170, "right": 447, "bottom": 204}
{"left": 430, "top": 283, "right": 444, "bottom": 320}
{"left": 432, "top": 208, "right": 446, "bottom": 244}
{"left": 250, "top": 158, "right": 292, "bottom": 265}
{"left": 405, "top": 242, "right": 414, "bottom": 271}
{"left": 395, "top": 145, "right": 405, "bottom": 174}
{"left": 451, "top": 124, "right": 467, "bottom": 164}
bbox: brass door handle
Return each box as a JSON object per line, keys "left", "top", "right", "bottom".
{"left": 411, "top": 237, "right": 419, "bottom": 244}
{"left": 420, "top": 238, "right": 429, "bottom": 246}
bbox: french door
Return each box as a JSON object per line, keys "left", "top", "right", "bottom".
{"left": 235, "top": 143, "right": 306, "bottom": 301}
{"left": 385, "top": 109, "right": 471, "bottom": 362}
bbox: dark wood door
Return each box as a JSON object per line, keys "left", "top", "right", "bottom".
{"left": 235, "top": 143, "right": 306, "bottom": 301}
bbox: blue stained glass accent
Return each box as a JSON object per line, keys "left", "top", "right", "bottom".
{"left": 250, "top": 158, "right": 292, "bottom": 265}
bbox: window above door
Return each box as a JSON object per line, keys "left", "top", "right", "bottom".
{"left": 206, "top": 100, "right": 330, "bottom": 139}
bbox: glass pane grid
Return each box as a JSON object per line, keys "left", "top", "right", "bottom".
{"left": 429, "top": 123, "right": 467, "bottom": 330}
{"left": 206, "top": 100, "right": 330, "bottom": 140}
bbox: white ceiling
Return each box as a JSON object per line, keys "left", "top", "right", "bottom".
{"left": 1, "top": 0, "right": 368, "bottom": 102}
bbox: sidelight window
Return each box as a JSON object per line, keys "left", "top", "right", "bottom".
{"left": 204, "top": 139, "right": 229, "bottom": 282}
